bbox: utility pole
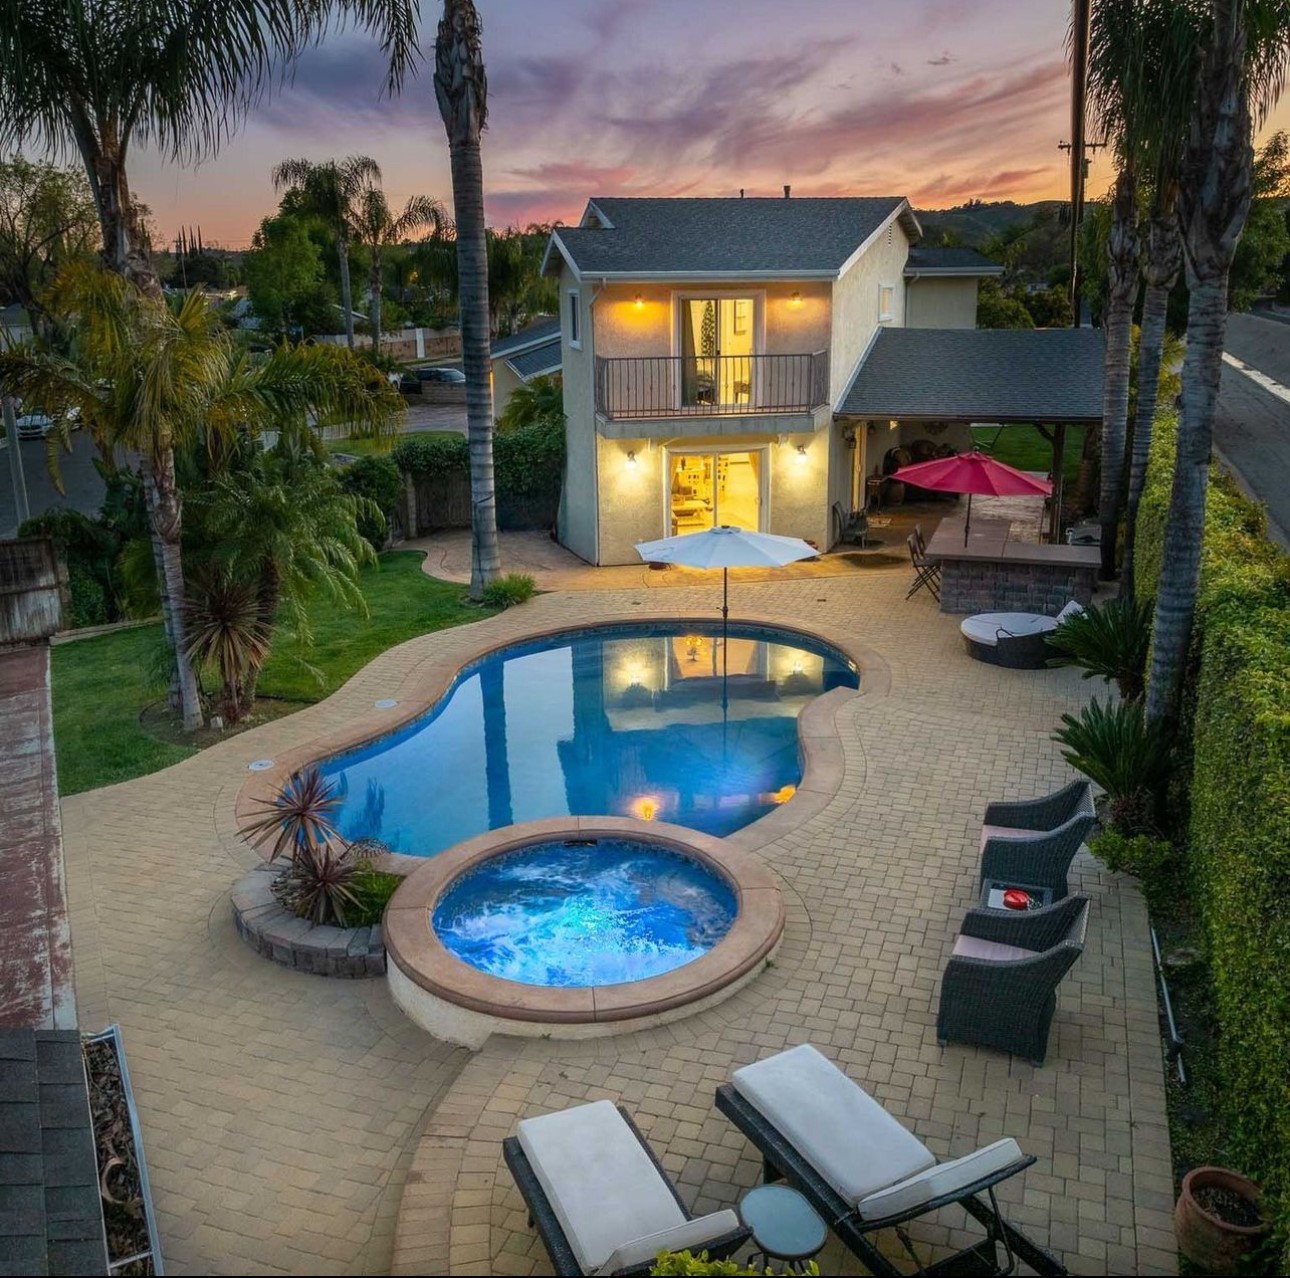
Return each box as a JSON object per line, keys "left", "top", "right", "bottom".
{"left": 1065, "top": 0, "right": 1092, "bottom": 326}
{"left": 3, "top": 397, "right": 30, "bottom": 532}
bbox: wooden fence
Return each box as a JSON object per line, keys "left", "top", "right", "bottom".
{"left": 0, "top": 537, "right": 67, "bottom": 644}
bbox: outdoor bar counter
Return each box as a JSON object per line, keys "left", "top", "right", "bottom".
{"left": 926, "top": 516, "right": 1101, "bottom": 614}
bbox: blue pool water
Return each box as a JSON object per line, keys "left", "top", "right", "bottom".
{"left": 432, "top": 839, "right": 738, "bottom": 987}
{"left": 321, "top": 622, "right": 858, "bottom": 857}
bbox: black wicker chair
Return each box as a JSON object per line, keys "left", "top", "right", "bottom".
{"left": 937, "top": 895, "right": 1091, "bottom": 1066}
{"left": 715, "top": 1045, "right": 1067, "bottom": 1277}
{"left": 980, "top": 780, "right": 1096, "bottom": 901}
{"left": 503, "top": 1101, "right": 748, "bottom": 1277}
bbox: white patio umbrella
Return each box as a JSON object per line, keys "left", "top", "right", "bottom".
{"left": 635, "top": 525, "right": 818, "bottom": 621}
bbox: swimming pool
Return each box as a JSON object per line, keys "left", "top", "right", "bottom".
{"left": 432, "top": 837, "right": 738, "bottom": 987}
{"left": 321, "top": 621, "right": 858, "bottom": 857}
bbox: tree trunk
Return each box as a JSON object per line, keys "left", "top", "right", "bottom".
{"left": 370, "top": 253, "right": 383, "bottom": 359}
{"left": 1120, "top": 281, "right": 1172, "bottom": 600}
{"left": 1097, "top": 167, "right": 1140, "bottom": 579}
{"left": 76, "top": 132, "right": 162, "bottom": 299}
{"left": 142, "top": 451, "right": 203, "bottom": 731}
{"left": 450, "top": 140, "right": 501, "bottom": 598}
{"left": 337, "top": 231, "right": 356, "bottom": 350}
{"left": 1144, "top": 279, "right": 1228, "bottom": 726}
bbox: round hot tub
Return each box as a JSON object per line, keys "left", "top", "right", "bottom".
{"left": 385, "top": 819, "right": 783, "bottom": 1047}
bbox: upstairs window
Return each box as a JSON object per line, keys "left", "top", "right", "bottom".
{"left": 879, "top": 284, "right": 895, "bottom": 323}
{"left": 567, "top": 290, "right": 581, "bottom": 348}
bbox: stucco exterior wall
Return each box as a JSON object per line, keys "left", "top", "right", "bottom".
{"left": 491, "top": 360, "right": 526, "bottom": 421}
{"left": 905, "top": 277, "right": 980, "bottom": 329}
{"left": 828, "top": 214, "right": 912, "bottom": 406}
{"left": 556, "top": 263, "right": 598, "bottom": 562}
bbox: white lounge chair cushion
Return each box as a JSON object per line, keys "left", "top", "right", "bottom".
{"left": 980, "top": 824, "right": 1043, "bottom": 849}
{"left": 856, "top": 1138, "right": 1025, "bottom": 1221}
{"left": 598, "top": 1211, "right": 742, "bottom": 1276}
{"left": 516, "top": 1100, "right": 686, "bottom": 1274}
{"left": 953, "top": 934, "right": 1036, "bottom": 964}
{"left": 731, "top": 1045, "right": 934, "bottom": 1206}
{"left": 960, "top": 613, "right": 1058, "bottom": 647}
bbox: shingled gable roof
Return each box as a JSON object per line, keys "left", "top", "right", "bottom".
{"left": 905, "top": 246, "right": 1004, "bottom": 276}
{"left": 542, "top": 197, "right": 921, "bottom": 280}
{"left": 840, "top": 327, "right": 1106, "bottom": 423}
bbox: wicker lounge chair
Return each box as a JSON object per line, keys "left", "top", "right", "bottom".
{"left": 937, "top": 895, "right": 1091, "bottom": 1066}
{"left": 503, "top": 1100, "right": 747, "bottom": 1276}
{"left": 980, "top": 779, "right": 1097, "bottom": 901}
{"left": 714, "top": 1044, "right": 1067, "bottom": 1277}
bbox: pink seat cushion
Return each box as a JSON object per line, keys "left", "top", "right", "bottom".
{"left": 952, "top": 934, "right": 1035, "bottom": 964}
{"left": 980, "top": 824, "right": 1043, "bottom": 851}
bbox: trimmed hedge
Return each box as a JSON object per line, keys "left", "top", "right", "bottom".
{"left": 392, "top": 417, "right": 564, "bottom": 531}
{"left": 1136, "top": 415, "right": 1290, "bottom": 1258}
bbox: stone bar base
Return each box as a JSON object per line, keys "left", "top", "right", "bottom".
{"left": 939, "top": 558, "right": 1098, "bottom": 615}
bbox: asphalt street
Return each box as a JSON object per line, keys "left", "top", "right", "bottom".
{"left": 1, "top": 432, "right": 109, "bottom": 539}
{"left": 1215, "top": 312, "right": 1290, "bottom": 545}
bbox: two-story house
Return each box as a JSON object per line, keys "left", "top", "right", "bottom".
{"left": 540, "top": 195, "right": 1104, "bottom": 565}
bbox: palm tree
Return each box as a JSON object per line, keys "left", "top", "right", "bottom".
{"left": 0, "top": 1, "right": 417, "bottom": 295}
{"left": 1087, "top": 0, "right": 1147, "bottom": 579}
{"left": 435, "top": 0, "right": 501, "bottom": 599}
{"left": 273, "top": 156, "right": 383, "bottom": 351}
{"left": 1145, "top": 0, "right": 1290, "bottom": 726}
{"left": 353, "top": 188, "right": 446, "bottom": 357}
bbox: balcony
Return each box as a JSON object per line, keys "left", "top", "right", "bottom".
{"left": 595, "top": 352, "right": 829, "bottom": 421}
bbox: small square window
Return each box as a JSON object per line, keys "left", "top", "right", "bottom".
{"left": 567, "top": 290, "right": 581, "bottom": 348}
{"left": 879, "top": 284, "right": 895, "bottom": 323}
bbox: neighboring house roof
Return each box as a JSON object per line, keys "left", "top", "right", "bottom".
{"left": 491, "top": 316, "right": 560, "bottom": 360}
{"left": 506, "top": 338, "right": 562, "bottom": 381}
{"left": 905, "top": 247, "right": 1004, "bottom": 277}
{"left": 0, "top": 1029, "right": 108, "bottom": 1276}
{"left": 840, "top": 327, "right": 1105, "bottom": 423}
{"left": 544, "top": 197, "right": 920, "bottom": 280}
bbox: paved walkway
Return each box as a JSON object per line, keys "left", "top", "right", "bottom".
{"left": 0, "top": 644, "right": 75, "bottom": 1030}
{"left": 59, "top": 562, "right": 1174, "bottom": 1275}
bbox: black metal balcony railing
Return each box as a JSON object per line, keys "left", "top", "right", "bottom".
{"left": 595, "top": 352, "right": 829, "bottom": 420}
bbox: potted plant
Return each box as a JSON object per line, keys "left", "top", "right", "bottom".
{"left": 1174, "top": 1166, "right": 1269, "bottom": 1274}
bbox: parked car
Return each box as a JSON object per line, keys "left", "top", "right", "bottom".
{"left": 398, "top": 373, "right": 422, "bottom": 394}
{"left": 415, "top": 366, "right": 466, "bottom": 384}
{"left": 15, "top": 409, "right": 53, "bottom": 440}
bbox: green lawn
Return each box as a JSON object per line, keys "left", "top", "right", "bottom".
{"left": 52, "top": 552, "right": 493, "bottom": 795}
{"left": 970, "top": 424, "right": 1085, "bottom": 485}
{"left": 328, "top": 430, "right": 444, "bottom": 459}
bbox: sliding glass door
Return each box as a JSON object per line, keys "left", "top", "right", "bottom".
{"left": 668, "top": 449, "right": 764, "bottom": 535}
{"left": 679, "top": 297, "right": 756, "bottom": 408}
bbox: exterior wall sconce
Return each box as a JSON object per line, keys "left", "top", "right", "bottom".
{"left": 889, "top": 419, "right": 899, "bottom": 431}
{"left": 795, "top": 445, "right": 808, "bottom": 464}
{"left": 634, "top": 293, "right": 643, "bottom": 308}
{"left": 625, "top": 450, "right": 638, "bottom": 470}
{"left": 790, "top": 291, "right": 802, "bottom": 306}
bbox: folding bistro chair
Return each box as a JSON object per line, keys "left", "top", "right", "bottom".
{"left": 906, "top": 534, "right": 941, "bottom": 602}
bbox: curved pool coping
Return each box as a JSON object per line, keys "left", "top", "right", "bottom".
{"left": 233, "top": 612, "right": 891, "bottom": 876}
{"left": 383, "top": 817, "right": 783, "bottom": 1045}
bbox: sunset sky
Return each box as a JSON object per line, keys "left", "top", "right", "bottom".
{"left": 125, "top": 0, "right": 1290, "bottom": 249}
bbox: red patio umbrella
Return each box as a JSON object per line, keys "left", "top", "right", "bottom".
{"left": 892, "top": 450, "right": 1052, "bottom": 544}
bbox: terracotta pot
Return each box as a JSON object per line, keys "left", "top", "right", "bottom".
{"left": 1174, "top": 1166, "right": 1269, "bottom": 1275}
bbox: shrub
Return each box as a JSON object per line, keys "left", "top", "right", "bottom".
{"left": 1046, "top": 596, "right": 1152, "bottom": 700}
{"left": 497, "top": 373, "right": 563, "bottom": 433}
{"left": 340, "top": 455, "right": 402, "bottom": 549}
{"left": 1054, "top": 697, "right": 1171, "bottom": 833}
{"left": 1088, "top": 830, "right": 1177, "bottom": 913}
{"left": 391, "top": 432, "right": 467, "bottom": 476}
{"left": 480, "top": 572, "right": 536, "bottom": 608}
{"left": 347, "top": 863, "right": 404, "bottom": 927}
{"left": 20, "top": 507, "right": 120, "bottom": 627}
{"left": 272, "top": 844, "right": 362, "bottom": 926}
{"left": 651, "top": 1252, "right": 817, "bottom": 1276}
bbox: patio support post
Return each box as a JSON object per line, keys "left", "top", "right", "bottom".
{"left": 1050, "top": 424, "right": 1066, "bottom": 544}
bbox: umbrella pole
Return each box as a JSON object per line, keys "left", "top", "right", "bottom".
{"left": 964, "top": 492, "right": 972, "bottom": 546}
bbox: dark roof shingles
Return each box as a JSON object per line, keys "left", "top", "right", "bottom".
{"left": 905, "top": 246, "right": 1003, "bottom": 274}
{"left": 554, "top": 197, "right": 907, "bottom": 275}
{"left": 491, "top": 315, "right": 560, "bottom": 358}
{"left": 841, "top": 327, "right": 1105, "bottom": 422}
{"left": 507, "top": 339, "right": 562, "bottom": 380}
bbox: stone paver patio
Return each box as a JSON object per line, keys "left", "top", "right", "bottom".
{"left": 59, "top": 559, "right": 1176, "bottom": 1275}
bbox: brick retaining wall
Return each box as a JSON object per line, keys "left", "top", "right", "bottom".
{"left": 939, "top": 558, "right": 1098, "bottom": 615}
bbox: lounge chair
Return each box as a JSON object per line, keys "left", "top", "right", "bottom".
{"left": 715, "top": 1044, "right": 1067, "bottom": 1277}
{"left": 906, "top": 534, "right": 941, "bottom": 602}
{"left": 938, "top": 895, "right": 1091, "bottom": 1066}
{"left": 960, "top": 601, "right": 1085, "bottom": 670}
{"left": 503, "top": 1099, "right": 747, "bottom": 1276}
{"left": 980, "top": 779, "right": 1096, "bottom": 901}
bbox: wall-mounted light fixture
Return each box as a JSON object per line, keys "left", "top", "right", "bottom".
{"left": 795, "top": 445, "right": 808, "bottom": 465}
{"left": 634, "top": 292, "right": 643, "bottom": 308}
{"left": 625, "top": 450, "right": 638, "bottom": 470}
{"left": 888, "top": 419, "right": 899, "bottom": 431}
{"left": 790, "top": 291, "right": 802, "bottom": 306}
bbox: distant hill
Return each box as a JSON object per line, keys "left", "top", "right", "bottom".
{"left": 914, "top": 200, "right": 1067, "bottom": 248}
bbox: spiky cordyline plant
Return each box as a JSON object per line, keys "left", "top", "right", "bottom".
{"left": 239, "top": 765, "right": 346, "bottom": 864}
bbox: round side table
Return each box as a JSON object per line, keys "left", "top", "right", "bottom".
{"left": 739, "top": 1183, "right": 828, "bottom": 1273}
